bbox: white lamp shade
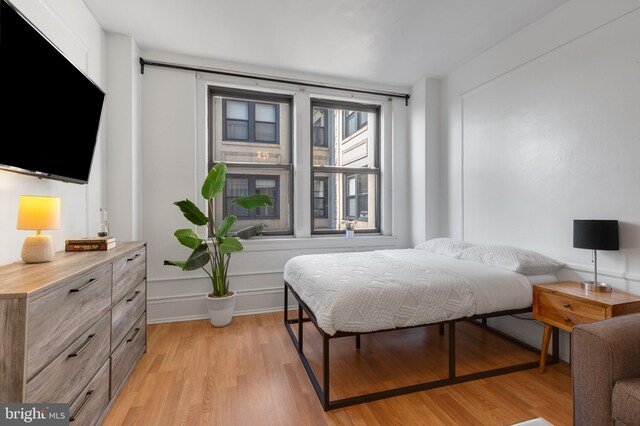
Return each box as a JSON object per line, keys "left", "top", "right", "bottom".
{"left": 17, "top": 195, "right": 61, "bottom": 231}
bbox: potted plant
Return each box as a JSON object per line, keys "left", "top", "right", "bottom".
{"left": 164, "top": 162, "right": 272, "bottom": 327}
{"left": 342, "top": 217, "right": 357, "bottom": 238}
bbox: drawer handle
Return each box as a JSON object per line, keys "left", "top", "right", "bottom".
{"left": 127, "top": 253, "right": 141, "bottom": 262}
{"left": 563, "top": 316, "right": 572, "bottom": 322}
{"left": 69, "top": 390, "right": 95, "bottom": 422}
{"left": 69, "top": 278, "right": 99, "bottom": 293}
{"left": 563, "top": 302, "right": 571, "bottom": 308}
{"left": 68, "top": 334, "right": 97, "bottom": 358}
{"left": 126, "top": 290, "right": 141, "bottom": 303}
{"left": 127, "top": 327, "right": 141, "bottom": 343}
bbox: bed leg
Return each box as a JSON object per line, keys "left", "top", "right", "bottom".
{"left": 439, "top": 323, "right": 445, "bottom": 336}
{"left": 448, "top": 322, "right": 456, "bottom": 379}
{"left": 355, "top": 334, "right": 361, "bottom": 349}
{"left": 482, "top": 318, "right": 487, "bottom": 327}
{"left": 323, "top": 334, "right": 330, "bottom": 410}
{"left": 298, "top": 304, "right": 304, "bottom": 353}
{"left": 283, "top": 283, "right": 288, "bottom": 324}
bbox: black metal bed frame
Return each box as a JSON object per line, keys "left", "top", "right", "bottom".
{"left": 283, "top": 281, "right": 559, "bottom": 411}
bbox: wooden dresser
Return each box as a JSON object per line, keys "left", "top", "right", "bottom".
{"left": 0, "top": 241, "right": 147, "bottom": 425}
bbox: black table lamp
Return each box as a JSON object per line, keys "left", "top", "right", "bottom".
{"left": 573, "top": 219, "right": 619, "bottom": 292}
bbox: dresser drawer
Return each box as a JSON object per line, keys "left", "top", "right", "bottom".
{"left": 113, "top": 247, "right": 146, "bottom": 304}
{"left": 537, "top": 291, "right": 606, "bottom": 321}
{"left": 111, "top": 313, "right": 146, "bottom": 396}
{"left": 27, "top": 263, "right": 112, "bottom": 378}
{"left": 26, "top": 312, "right": 110, "bottom": 403}
{"left": 68, "top": 360, "right": 110, "bottom": 426}
{"left": 111, "top": 280, "right": 146, "bottom": 349}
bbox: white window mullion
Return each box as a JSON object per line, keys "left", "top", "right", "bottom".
{"left": 293, "top": 90, "right": 311, "bottom": 238}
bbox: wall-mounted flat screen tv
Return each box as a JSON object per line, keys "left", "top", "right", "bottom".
{"left": 0, "top": 0, "right": 105, "bottom": 184}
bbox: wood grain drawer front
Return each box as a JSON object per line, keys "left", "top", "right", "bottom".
{"left": 113, "top": 247, "right": 146, "bottom": 304}
{"left": 111, "top": 279, "right": 146, "bottom": 349}
{"left": 26, "top": 312, "right": 110, "bottom": 403}
{"left": 27, "top": 263, "right": 112, "bottom": 378}
{"left": 536, "top": 304, "right": 598, "bottom": 331}
{"left": 111, "top": 313, "right": 146, "bottom": 397}
{"left": 538, "top": 292, "right": 607, "bottom": 321}
{"left": 68, "top": 360, "right": 110, "bottom": 426}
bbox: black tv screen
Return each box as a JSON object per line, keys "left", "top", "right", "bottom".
{"left": 0, "top": 0, "right": 105, "bottom": 184}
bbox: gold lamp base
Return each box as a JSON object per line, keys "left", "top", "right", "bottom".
{"left": 581, "top": 281, "right": 612, "bottom": 293}
{"left": 21, "top": 234, "right": 55, "bottom": 263}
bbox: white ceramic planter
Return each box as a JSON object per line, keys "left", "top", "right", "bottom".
{"left": 345, "top": 229, "right": 355, "bottom": 238}
{"left": 205, "top": 291, "right": 236, "bottom": 327}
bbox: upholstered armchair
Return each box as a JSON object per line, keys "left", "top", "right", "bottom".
{"left": 572, "top": 313, "right": 640, "bottom": 426}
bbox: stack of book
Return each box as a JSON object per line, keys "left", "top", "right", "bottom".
{"left": 65, "top": 237, "right": 116, "bottom": 252}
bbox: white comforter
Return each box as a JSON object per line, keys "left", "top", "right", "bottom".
{"left": 283, "top": 249, "right": 533, "bottom": 335}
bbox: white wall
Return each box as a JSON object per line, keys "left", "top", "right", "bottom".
{"left": 409, "top": 77, "right": 442, "bottom": 246}
{"left": 0, "top": 0, "right": 105, "bottom": 265}
{"left": 105, "top": 34, "right": 141, "bottom": 240}
{"left": 441, "top": 0, "right": 640, "bottom": 359}
{"left": 137, "top": 50, "right": 410, "bottom": 323}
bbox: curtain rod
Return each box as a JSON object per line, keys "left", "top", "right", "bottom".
{"left": 139, "top": 58, "right": 410, "bottom": 106}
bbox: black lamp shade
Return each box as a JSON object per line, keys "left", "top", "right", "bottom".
{"left": 573, "top": 220, "right": 619, "bottom": 251}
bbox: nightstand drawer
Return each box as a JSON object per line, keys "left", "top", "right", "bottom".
{"left": 536, "top": 304, "right": 598, "bottom": 331}
{"left": 537, "top": 292, "right": 607, "bottom": 321}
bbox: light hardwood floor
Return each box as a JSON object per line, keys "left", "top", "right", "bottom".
{"left": 103, "top": 312, "right": 572, "bottom": 425}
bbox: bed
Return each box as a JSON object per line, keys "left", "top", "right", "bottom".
{"left": 282, "top": 242, "right": 563, "bottom": 410}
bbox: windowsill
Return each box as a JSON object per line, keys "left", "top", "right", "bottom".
{"left": 240, "top": 234, "right": 398, "bottom": 252}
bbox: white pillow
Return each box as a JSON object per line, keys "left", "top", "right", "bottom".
{"left": 454, "top": 245, "right": 564, "bottom": 275}
{"left": 414, "top": 238, "right": 475, "bottom": 257}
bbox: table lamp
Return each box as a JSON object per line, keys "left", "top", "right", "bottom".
{"left": 17, "top": 195, "right": 61, "bottom": 263}
{"left": 573, "top": 219, "right": 619, "bottom": 292}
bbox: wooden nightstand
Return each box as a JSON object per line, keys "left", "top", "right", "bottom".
{"left": 533, "top": 281, "right": 640, "bottom": 373}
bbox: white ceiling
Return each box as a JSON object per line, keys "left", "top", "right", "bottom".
{"left": 84, "top": 0, "right": 569, "bottom": 88}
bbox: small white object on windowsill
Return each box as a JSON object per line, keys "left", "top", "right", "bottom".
{"left": 342, "top": 218, "right": 357, "bottom": 238}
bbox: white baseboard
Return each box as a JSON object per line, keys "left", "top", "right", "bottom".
{"left": 147, "top": 285, "right": 296, "bottom": 323}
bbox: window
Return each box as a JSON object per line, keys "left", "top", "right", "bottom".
{"left": 343, "top": 110, "right": 368, "bottom": 139}
{"left": 223, "top": 99, "right": 279, "bottom": 143}
{"left": 313, "top": 108, "right": 328, "bottom": 147}
{"left": 314, "top": 177, "right": 328, "bottom": 218}
{"left": 311, "top": 101, "right": 379, "bottom": 234}
{"left": 344, "top": 174, "right": 368, "bottom": 220}
{"left": 211, "top": 87, "right": 292, "bottom": 235}
{"left": 225, "top": 175, "right": 279, "bottom": 219}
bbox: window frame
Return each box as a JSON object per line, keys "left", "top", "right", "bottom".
{"left": 313, "top": 176, "right": 329, "bottom": 219}
{"left": 313, "top": 108, "right": 329, "bottom": 147}
{"left": 222, "top": 99, "right": 280, "bottom": 144}
{"left": 310, "top": 99, "right": 381, "bottom": 235}
{"left": 209, "top": 86, "right": 294, "bottom": 236}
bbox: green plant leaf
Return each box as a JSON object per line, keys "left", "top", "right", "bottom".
{"left": 232, "top": 194, "right": 273, "bottom": 209}
{"left": 174, "top": 199, "right": 208, "bottom": 226}
{"left": 218, "top": 236, "right": 243, "bottom": 255}
{"left": 174, "top": 229, "right": 203, "bottom": 249}
{"left": 233, "top": 224, "right": 266, "bottom": 240}
{"left": 163, "top": 260, "right": 187, "bottom": 268}
{"left": 184, "top": 244, "right": 210, "bottom": 270}
{"left": 201, "top": 163, "right": 227, "bottom": 200}
{"left": 216, "top": 215, "right": 237, "bottom": 238}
